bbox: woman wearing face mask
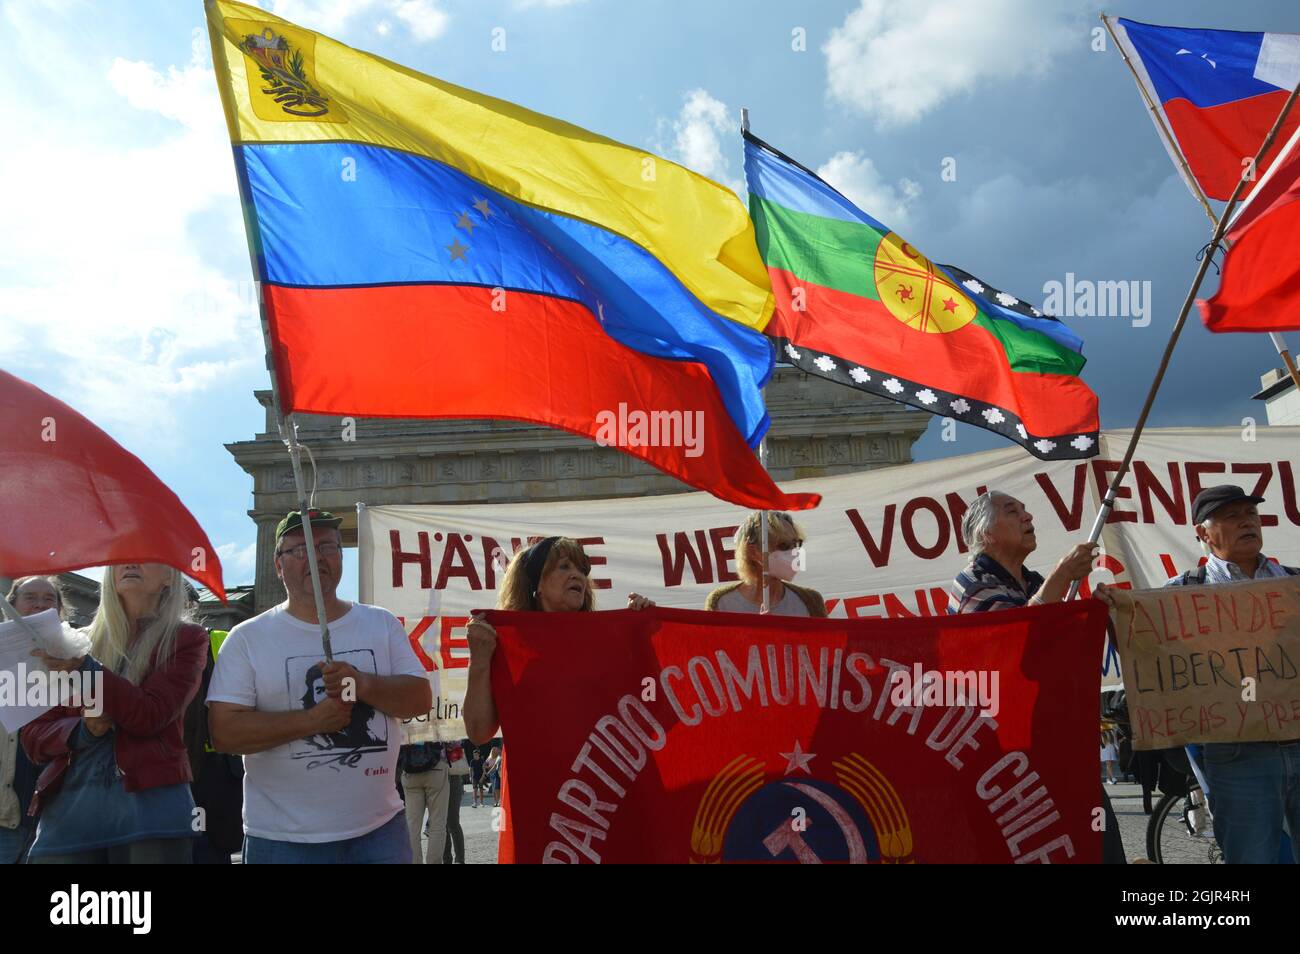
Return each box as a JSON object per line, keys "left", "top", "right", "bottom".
{"left": 1, "top": 576, "right": 64, "bottom": 863}
{"left": 463, "top": 536, "right": 653, "bottom": 746}
{"left": 21, "top": 564, "right": 208, "bottom": 864}
{"left": 705, "top": 511, "right": 827, "bottom": 617}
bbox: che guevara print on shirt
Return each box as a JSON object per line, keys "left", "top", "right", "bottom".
{"left": 286, "top": 649, "right": 388, "bottom": 769}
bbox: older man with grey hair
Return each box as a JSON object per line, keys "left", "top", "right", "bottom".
{"left": 1123, "top": 485, "right": 1299, "bottom": 864}
{"left": 948, "top": 491, "right": 1097, "bottom": 614}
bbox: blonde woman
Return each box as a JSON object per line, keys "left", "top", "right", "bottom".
{"left": 22, "top": 564, "right": 207, "bottom": 863}
{"left": 705, "top": 511, "right": 827, "bottom": 617}
{"left": 463, "top": 536, "right": 652, "bottom": 745}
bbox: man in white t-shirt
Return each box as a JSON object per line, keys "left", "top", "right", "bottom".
{"left": 207, "top": 509, "right": 432, "bottom": 863}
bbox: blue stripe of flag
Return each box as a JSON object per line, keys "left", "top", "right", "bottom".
{"left": 241, "top": 142, "right": 774, "bottom": 447}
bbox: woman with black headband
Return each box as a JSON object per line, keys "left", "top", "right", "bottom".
{"left": 463, "top": 536, "right": 652, "bottom": 745}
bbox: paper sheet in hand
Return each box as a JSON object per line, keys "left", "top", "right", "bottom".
{"left": 0, "top": 609, "right": 87, "bottom": 733}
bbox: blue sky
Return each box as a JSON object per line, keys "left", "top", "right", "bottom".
{"left": 3, "top": 0, "right": 1298, "bottom": 597}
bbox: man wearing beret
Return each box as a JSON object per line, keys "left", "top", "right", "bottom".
{"left": 1165, "top": 485, "right": 1300, "bottom": 863}
{"left": 206, "top": 509, "right": 432, "bottom": 863}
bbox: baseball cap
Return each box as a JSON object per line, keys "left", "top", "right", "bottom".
{"left": 275, "top": 508, "right": 343, "bottom": 544}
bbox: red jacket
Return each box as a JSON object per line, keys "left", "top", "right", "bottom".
{"left": 21, "top": 622, "right": 208, "bottom": 815}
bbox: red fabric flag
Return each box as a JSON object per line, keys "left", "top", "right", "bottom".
{"left": 1200, "top": 128, "right": 1300, "bottom": 333}
{"left": 486, "top": 602, "right": 1106, "bottom": 864}
{"left": 266, "top": 285, "right": 819, "bottom": 512}
{"left": 0, "top": 370, "right": 226, "bottom": 601}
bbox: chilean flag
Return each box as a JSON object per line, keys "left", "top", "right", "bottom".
{"left": 1109, "top": 17, "right": 1300, "bottom": 201}
{"left": 1199, "top": 123, "right": 1300, "bottom": 332}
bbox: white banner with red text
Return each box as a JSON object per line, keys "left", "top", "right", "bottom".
{"left": 357, "top": 426, "right": 1300, "bottom": 740}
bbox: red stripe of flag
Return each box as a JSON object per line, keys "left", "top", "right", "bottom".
{"left": 264, "top": 283, "right": 819, "bottom": 512}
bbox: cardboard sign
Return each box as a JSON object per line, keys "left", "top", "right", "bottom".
{"left": 1110, "top": 578, "right": 1300, "bottom": 749}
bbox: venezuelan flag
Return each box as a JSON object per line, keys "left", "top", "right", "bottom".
{"left": 206, "top": 1, "right": 816, "bottom": 511}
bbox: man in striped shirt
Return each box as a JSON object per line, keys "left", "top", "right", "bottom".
{"left": 948, "top": 489, "right": 1122, "bottom": 863}
{"left": 949, "top": 491, "right": 1097, "bottom": 614}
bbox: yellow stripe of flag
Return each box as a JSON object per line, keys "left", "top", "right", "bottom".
{"left": 205, "top": 0, "right": 773, "bottom": 332}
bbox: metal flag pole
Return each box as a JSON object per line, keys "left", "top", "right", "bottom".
{"left": 1067, "top": 76, "right": 1300, "bottom": 600}
{"left": 1101, "top": 13, "right": 1218, "bottom": 229}
{"left": 282, "top": 416, "right": 334, "bottom": 661}
{"left": 207, "top": 16, "right": 333, "bottom": 660}
{"left": 741, "top": 105, "right": 770, "bottom": 614}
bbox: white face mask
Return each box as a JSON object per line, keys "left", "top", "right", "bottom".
{"left": 768, "top": 547, "right": 803, "bottom": 582}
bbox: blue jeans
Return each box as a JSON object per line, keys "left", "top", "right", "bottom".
{"left": 0, "top": 817, "right": 34, "bottom": 864}
{"left": 1199, "top": 741, "right": 1300, "bottom": 864}
{"left": 243, "top": 812, "right": 410, "bottom": 864}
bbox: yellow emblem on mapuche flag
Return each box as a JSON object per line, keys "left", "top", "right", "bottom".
{"left": 873, "top": 233, "right": 977, "bottom": 334}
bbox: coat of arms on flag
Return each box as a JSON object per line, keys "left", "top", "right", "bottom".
{"left": 226, "top": 18, "right": 345, "bottom": 122}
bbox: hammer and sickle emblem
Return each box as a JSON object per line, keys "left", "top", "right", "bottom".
{"left": 761, "top": 782, "right": 867, "bottom": 864}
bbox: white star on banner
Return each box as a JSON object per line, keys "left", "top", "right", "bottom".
{"left": 780, "top": 740, "right": 816, "bottom": 775}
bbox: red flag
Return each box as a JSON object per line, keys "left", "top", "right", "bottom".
{"left": 266, "top": 285, "right": 819, "bottom": 512}
{"left": 1200, "top": 127, "right": 1300, "bottom": 333}
{"left": 486, "top": 602, "right": 1105, "bottom": 864}
{"left": 0, "top": 370, "right": 226, "bottom": 601}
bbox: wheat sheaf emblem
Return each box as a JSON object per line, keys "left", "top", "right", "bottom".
{"left": 240, "top": 27, "right": 330, "bottom": 118}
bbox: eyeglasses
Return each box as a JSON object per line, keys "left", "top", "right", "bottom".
{"left": 277, "top": 542, "right": 342, "bottom": 560}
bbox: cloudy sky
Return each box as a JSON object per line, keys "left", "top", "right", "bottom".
{"left": 3, "top": 0, "right": 1297, "bottom": 596}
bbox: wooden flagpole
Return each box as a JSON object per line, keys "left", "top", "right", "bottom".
{"left": 1068, "top": 76, "right": 1300, "bottom": 599}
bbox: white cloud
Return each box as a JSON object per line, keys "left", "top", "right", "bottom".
{"left": 0, "top": 26, "right": 262, "bottom": 449}
{"left": 824, "top": 0, "right": 1086, "bottom": 126}
{"left": 216, "top": 542, "right": 259, "bottom": 582}
{"left": 816, "top": 151, "right": 920, "bottom": 227}
{"left": 261, "top": 0, "right": 448, "bottom": 43}
{"left": 657, "top": 88, "right": 744, "bottom": 195}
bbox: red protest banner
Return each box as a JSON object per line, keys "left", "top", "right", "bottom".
{"left": 486, "top": 603, "right": 1106, "bottom": 864}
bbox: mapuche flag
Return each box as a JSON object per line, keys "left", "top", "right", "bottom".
{"left": 487, "top": 603, "right": 1106, "bottom": 864}
{"left": 206, "top": 1, "right": 817, "bottom": 513}
{"left": 1107, "top": 17, "right": 1300, "bottom": 203}
{"left": 743, "top": 132, "right": 1099, "bottom": 460}
{"left": 1200, "top": 124, "right": 1300, "bottom": 333}
{"left": 0, "top": 369, "right": 226, "bottom": 600}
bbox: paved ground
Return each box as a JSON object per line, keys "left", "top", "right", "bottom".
{"left": 417, "top": 783, "right": 499, "bottom": 864}
{"left": 1106, "top": 779, "right": 1216, "bottom": 864}
{"left": 456, "top": 786, "right": 501, "bottom": 864}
